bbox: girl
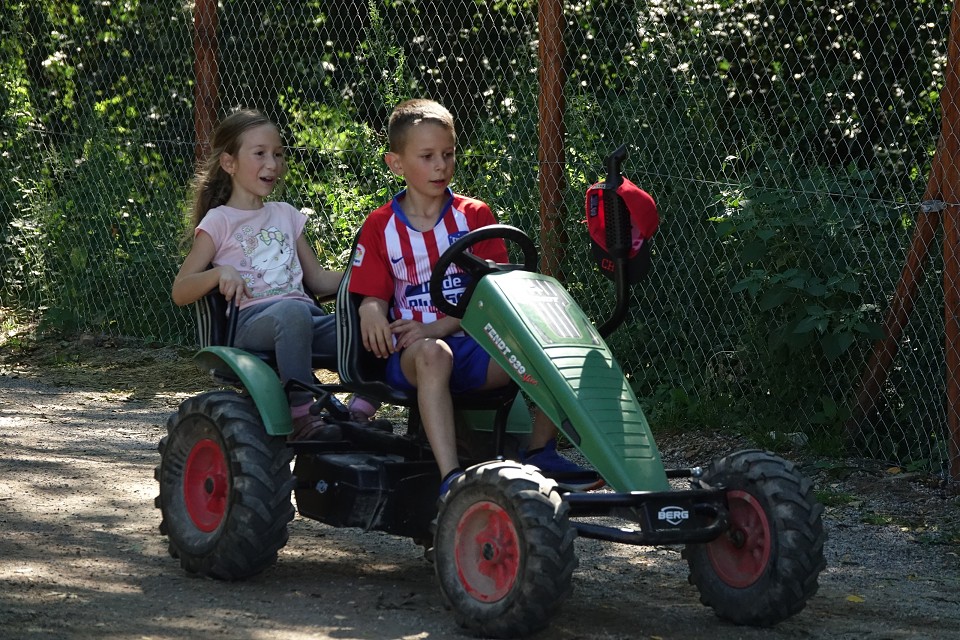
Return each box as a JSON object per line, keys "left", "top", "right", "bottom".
{"left": 172, "top": 109, "right": 374, "bottom": 440}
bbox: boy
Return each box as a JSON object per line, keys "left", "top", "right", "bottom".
{"left": 348, "top": 98, "right": 600, "bottom": 495}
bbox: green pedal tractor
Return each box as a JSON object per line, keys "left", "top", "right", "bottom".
{"left": 155, "top": 148, "right": 826, "bottom": 638}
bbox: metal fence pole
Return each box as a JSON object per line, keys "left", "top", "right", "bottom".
{"left": 193, "top": 0, "right": 219, "bottom": 164}
{"left": 942, "top": 0, "right": 960, "bottom": 491}
{"left": 848, "top": 166, "right": 943, "bottom": 439}
{"left": 537, "top": 0, "right": 566, "bottom": 279}
{"left": 851, "top": 0, "right": 960, "bottom": 489}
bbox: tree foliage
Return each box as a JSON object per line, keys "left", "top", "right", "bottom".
{"left": 0, "top": 0, "right": 952, "bottom": 465}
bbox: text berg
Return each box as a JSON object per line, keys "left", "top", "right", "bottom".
{"left": 657, "top": 506, "right": 689, "bottom": 526}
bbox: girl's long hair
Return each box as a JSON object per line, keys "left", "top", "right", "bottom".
{"left": 182, "top": 109, "right": 276, "bottom": 245}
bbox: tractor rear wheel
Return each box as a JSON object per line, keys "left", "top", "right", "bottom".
{"left": 433, "top": 461, "right": 577, "bottom": 638}
{"left": 155, "top": 390, "right": 295, "bottom": 580}
{"left": 684, "top": 449, "right": 826, "bottom": 626}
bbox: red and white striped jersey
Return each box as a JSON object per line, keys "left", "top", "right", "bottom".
{"left": 349, "top": 189, "right": 508, "bottom": 324}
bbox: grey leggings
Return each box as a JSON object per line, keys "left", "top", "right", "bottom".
{"left": 234, "top": 298, "right": 336, "bottom": 406}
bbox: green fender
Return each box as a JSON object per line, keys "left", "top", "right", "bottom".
{"left": 194, "top": 346, "right": 293, "bottom": 436}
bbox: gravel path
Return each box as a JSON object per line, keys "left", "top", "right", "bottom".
{"left": 0, "top": 340, "right": 958, "bottom": 639}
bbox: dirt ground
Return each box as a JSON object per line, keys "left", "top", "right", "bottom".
{"left": 0, "top": 333, "right": 959, "bottom": 640}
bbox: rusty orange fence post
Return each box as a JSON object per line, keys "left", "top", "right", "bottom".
{"left": 193, "top": 0, "right": 219, "bottom": 164}
{"left": 851, "top": 0, "right": 960, "bottom": 489}
{"left": 942, "top": 1, "right": 960, "bottom": 490}
{"left": 537, "top": 0, "right": 567, "bottom": 278}
{"left": 848, "top": 166, "right": 944, "bottom": 438}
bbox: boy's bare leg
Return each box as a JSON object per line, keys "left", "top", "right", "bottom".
{"left": 480, "top": 359, "right": 598, "bottom": 487}
{"left": 401, "top": 340, "right": 460, "bottom": 476}
{"left": 481, "top": 358, "right": 558, "bottom": 450}
{"left": 529, "top": 409, "right": 557, "bottom": 450}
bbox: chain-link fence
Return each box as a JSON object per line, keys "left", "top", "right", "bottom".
{"left": 3, "top": 0, "right": 958, "bottom": 477}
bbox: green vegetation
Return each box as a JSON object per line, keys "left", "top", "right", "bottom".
{"left": 0, "top": 0, "right": 953, "bottom": 469}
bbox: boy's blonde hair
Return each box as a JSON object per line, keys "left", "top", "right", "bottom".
{"left": 387, "top": 99, "right": 456, "bottom": 152}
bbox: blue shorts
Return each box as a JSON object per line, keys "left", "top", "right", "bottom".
{"left": 386, "top": 335, "right": 491, "bottom": 395}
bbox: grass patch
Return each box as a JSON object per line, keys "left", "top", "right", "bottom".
{"left": 0, "top": 325, "right": 210, "bottom": 397}
{"left": 861, "top": 512, "right": 896, "bottom": 526}
{"left": 815, "top": 489, "right": 858, "bottom": 507}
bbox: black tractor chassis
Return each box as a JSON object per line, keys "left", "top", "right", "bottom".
{"left": 292, "top": 441, "right": 730, "bottom": 548}
{"left": 293, "top": 450, "right": 441, "bottom": 541}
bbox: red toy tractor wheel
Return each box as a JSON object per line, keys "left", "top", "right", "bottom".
{"left": 453, "top": 500, "right": 521, "bottom": 603}
{"left": 155, "top": 391, "right": 295, "bottom": 580}
{"left": 705, "top": 489, "right": 772, "bottom": 587}
{"left": 434, "top": 461, "right": 576, "bottom": 638}
{"left": 684, "top": 449, "right": 826, "bottom": 626}
{"left": 182, "top": 438, "right": 229, "bottom": 532}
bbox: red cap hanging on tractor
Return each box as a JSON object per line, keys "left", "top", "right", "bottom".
{"left": 585, "top": 175, "right": 659, "bottom": 283}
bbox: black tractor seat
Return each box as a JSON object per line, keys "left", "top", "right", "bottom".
{"left": 193, "top": 287, "right": 339, "bottom": 382}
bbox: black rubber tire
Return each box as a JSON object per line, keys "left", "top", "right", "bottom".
{"left": 154, "top": 390, "right": 295, "bottom": 580}
{"left": 683, "top": 449, "right": 826, "bottom": 626}
{"left": 433, "top": 461, "right": 577, "bottom": 638}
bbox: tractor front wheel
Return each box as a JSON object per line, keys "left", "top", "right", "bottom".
{"left": 684, "top": 449, "right": 826, "bottom": 626}
{"left": 433, "top": 461, "right": 577, "bottom": 638}
{"left": 155, "top": 390, "right": 295, "bottom": 580}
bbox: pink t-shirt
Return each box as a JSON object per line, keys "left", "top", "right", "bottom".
{"left": 196, "top": 201, "right": 312, "bottom": 309}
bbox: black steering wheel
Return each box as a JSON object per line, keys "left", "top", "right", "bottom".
{"left": 429, "top": 224, "right": 539, "bottom": 318}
